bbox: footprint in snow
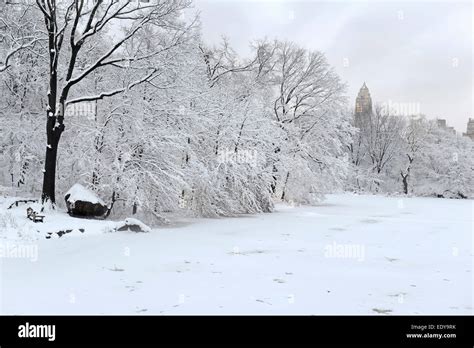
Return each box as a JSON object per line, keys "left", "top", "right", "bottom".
{"left": 229, "top": 249, "right": 267, "bottom": 256}
{"left": 125, "top": 285, "right": 136, "bottom": 292}
{"left": 388, "top": 292, "right": 407, "bottom": 297}
{"left": 372, "top": 308, "right": 392, "bottom": 314}
{"left": 108, "top": 265, "right": 125, "bottom": 272}
{"left": 385, "top": 257, "right": 399, "bottom": 262}
{"left": 176, "top": 268, "right": 191, "bottom": 273}
{"left": 125, "top": 280, "right": 143, "bottom": 291}
{"left": 256, "top": 299, "right": 272, "bottom": 306}
{"left": 360, "top": 219, "right": 379, "bottom": 224}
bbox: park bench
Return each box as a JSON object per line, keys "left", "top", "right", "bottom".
{"left": 8, "top": 199, "right": 37, "bottom": 209}
{"left": 26, "top": 207, "right": 45, "bottom": 223}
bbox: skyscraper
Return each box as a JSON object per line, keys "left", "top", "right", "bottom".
{"left": 354, "top": 82, "right": 373, "bottom": 127}
{"left": 463, "top": 118, "right": 474, "bottom": 141}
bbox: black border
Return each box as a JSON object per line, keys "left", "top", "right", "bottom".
{"left": 0, "top": 315, "right": 472, "bottom": 346}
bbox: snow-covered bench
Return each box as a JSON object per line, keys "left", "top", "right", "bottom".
{"left": 26, "top": 207, "right": 44, "bottom": 223}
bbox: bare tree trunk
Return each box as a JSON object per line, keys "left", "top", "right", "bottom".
{"left": 270, "top": 164, "right": 278, "bottom": 194}
{"left": 104, "top": 191, "right": 116, "bottom": 219}
{"left": 42, "top": 138, "right": 57, "bottom": 203}
{"left": 400, "top": 156, "right": 413, "bottom": 195}
{"left": 42, "top": 111, "right": 65, "bottom": 203}
{"left": 41, "top": 10, "right": 64, "bottom": 204}
{"left": 281, "top": 171, "right": 290, "bottom": 200}
{"left": 401, "top": 172, "right": 409, "bottom": 195}
{"left": 132, "top": 202, "right": 137, "bottom": 215}
{"left": 270, "top": 146, "right": 281, "bottom": 194}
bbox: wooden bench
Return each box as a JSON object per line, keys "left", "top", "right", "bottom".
{"left": 8, "top": 199, "right": 38, "bottom": 209}
{"left": 26, "top": 207, "right": 45, "bottom": 223}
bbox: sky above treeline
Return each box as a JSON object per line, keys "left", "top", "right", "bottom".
{"left": 192, "top": 0, "right": 472, "bottom": 132}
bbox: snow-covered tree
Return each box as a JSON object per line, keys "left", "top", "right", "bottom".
{"left": 268, "top": 41, "right": 350, "bottom": 203}
{"left": 0, "top": 1, "right": 43, "bottom": 72}
{"left": 0, "top": 1, "right": 46, "bottom": 193}
{"left": 398, "top": 115, "right": 431, "bottom": 194}
{"left": 34, "top": 0, "right": 192, "bottom": 204}
{"left": 415, "top": 123, "right": 474, "bottom": 198}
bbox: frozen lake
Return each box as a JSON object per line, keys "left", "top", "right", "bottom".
{"left": 1, "top": 193, "right": 472, "bottom": 314}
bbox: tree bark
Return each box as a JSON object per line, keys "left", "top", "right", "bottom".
{"left": 41, "top": 6, "right": 64, "bottom": 205}
{"left": 400, "top": 156, "right": 413, "bottom": 196}
{"left": 281, "top": 171, "right": 290, "bottom": 200}
{"left": 401, "top": 173, "right": 408, "bottom": 195}
{"left": 41, "top": 110, "right": 64, "bottom": 204}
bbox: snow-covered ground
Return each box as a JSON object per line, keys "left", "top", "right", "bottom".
{"left": 0, "top": 193, "right": 472, "bottom": 314}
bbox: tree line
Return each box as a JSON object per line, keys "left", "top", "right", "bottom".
{"left": 0, "top": 0, "right": 472, "bottom": 223}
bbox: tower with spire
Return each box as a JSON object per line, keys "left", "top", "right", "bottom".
{"left": 354, "top": 82, "right": 373, "bottom": 128}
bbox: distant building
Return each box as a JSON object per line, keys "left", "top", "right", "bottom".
{"left": 463, "top": 118, "right": 474, "bottom": 141}
{"left": 436, "top": 119, "right": 447, "bottom": 128}
{"left": 436, "top": 118, "right": 456, "bottom": 135}
{"left": 354, "top": 82, "right": 373, "bottom": 128}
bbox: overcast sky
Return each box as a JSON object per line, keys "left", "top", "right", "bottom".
{"left": 192, "top": 0, "right": 472, "bottom": 132}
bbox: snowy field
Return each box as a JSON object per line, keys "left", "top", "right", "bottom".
{"left": 0, "top": 193, "right": 472, "bottom": 315}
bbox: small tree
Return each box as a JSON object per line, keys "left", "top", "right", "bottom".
{"left": 364, "top": 105, "right": 404, "bottom": 175}
{"left": 270, "top": 41, "right": 348, "bottom": 202}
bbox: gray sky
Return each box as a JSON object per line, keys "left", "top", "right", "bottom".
{"left": 192, "top": 0, "right": 472, "bottom": 132}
